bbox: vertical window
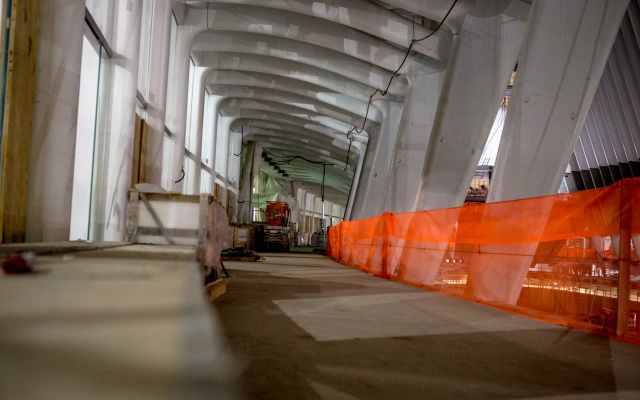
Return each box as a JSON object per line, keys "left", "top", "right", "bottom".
{"left": 69, "top": 26, "right": 104, "bottom": 240}
{"left": 69, "top": 8, "right": 112, "bottom": 240}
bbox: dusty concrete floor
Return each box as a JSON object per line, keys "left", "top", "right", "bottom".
{"left": 217, "top": 253, "right": 640, "bottom": 400}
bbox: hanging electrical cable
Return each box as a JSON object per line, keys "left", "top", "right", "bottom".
{"left": 233, "top": 125, "right": 245, "bottom": 157}
{"left": 174, "top": 166, "right": 185, "bottom": 183}
{"left": 345, "top": 137, "right": 353, "bottom": 171}
{"left": 346, "top": 0, "right": 459, "bottom": 137}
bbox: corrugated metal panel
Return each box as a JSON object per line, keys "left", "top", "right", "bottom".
{"left": 569, "top": 0, "right": 640, "bottom": 190}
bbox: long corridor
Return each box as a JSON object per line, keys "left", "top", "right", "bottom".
{"left": 217, "top": 254, "right": 640, "bottom": 400}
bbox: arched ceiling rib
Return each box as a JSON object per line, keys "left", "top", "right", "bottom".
{"left": 210, "top": 85, "right": 381, "bottom": 130}
{"left": 191, "top": 31, "right": 408, "bottom": 95}
{"left": 236, "top": 125, "right": 355, "bottom": 154}
{"left": 228, "top": 113, "right": 365, "bottom": 146}
{"left": 182, "top": 0, "right": 452, "bottom": 60}
{"left": 190, "top": 4, "right": 439, "bottom": 73}
{"left": 219, "top": 98, "right": 375, "bottom": 137}
{"left": 206, "top": 70, "right": 383, "bottom": 123}
{"left": 195, "top": 52, "right": 398, "bottom": 103}
{"left": 231, "top": 118, "right": 355, "bottom": 146}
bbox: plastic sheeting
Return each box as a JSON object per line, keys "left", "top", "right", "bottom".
{"left": 252, "top": 169, "right": 299, "bottom": 223}
{"left": 328, "top": 178, "right": 640, "bottom": 338}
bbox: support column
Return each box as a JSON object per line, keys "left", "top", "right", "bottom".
{"left": 26, "top": 0, "right": 83, "bottom": 242}
{"left": 489, "top": 0, "right": 629, "bottom": 202}
{"left": 162, "top": 8, "right": 205, "bottom": 191}
{"left": 383, "top": 72, "right": 444, "bottom": 213}
{"left": 216, "top": 115, "right": 232, "bottom": 188}
{"left": 350, "top": 98, "right": 403, "bottom": 219}
{"left": 144, "top": 0, "right": 172, "bottom": 186}
{"left": 189, "top": 67, "right": 208, "bottom": 194}
{"left": 415, "top": 0, "right": 530, "bottom": 210}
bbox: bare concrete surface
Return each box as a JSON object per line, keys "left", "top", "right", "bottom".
{"left": 217, "top": 254, "right": 640, "bottom": 400}
{"left": 0, "top": 244, "right": 242, "bottom": 400}
{"left": 0, "top": 240, "right": 129, "bottom": 257}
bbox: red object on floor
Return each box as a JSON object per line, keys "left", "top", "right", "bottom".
{"left": 1, "top": 253, "right": 34, "bottom": 275}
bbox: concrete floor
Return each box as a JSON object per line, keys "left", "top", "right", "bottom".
{"left": 217, "top": 253, "right": 640, "bottom": 400}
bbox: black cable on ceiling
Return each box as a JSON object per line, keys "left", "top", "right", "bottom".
{"left": 233, "top": 126, "right": 245, "bottom": 157}
{"left": 347, "top": 0, "right": 459, "bottom": 137}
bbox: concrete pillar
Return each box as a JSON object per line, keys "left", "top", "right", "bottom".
{"left": 26, "top": 0, "right": 85, "bottom": 241}
{"left": 163, "top": 8, "right": 205, "bottom": 191}
{"left": 470, "top": 0, "right": 629, "bottom": 305}
{"left": 189, "top": 67, "right": 208, "bottom": 194}
{"left": 350, "top": 98, "right": 403, "bottom": 219}
{"left": 415, "top": 0, "right": 530, "bottom": 210}
{"left": 489, "top": 0, "right": 629, "bottom": 202}
{"left": 203, "top": 95, "right": 223, "bottom": 185}
{"left": 382, "top": 72, "right": 444, "bottom": 213}
{"left": 227, "top": 130, "right": 242, "bottom": 190}
{"left": 236, "top": 142, "right": 251, "bottom": 225}
{"left": 344, "top": 142, "right": 367, "bottom": 220}
{"left": 215, "top": 115, "right": 232, "bottom": 186}
{"left": 144, "top": 0, "right": 172, "bottom": 186}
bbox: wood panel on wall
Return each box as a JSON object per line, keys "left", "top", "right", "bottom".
{"left": 130, "top": 115, "right": 149, "bottom": 188}
{"left": 0, "top": 0, "right": 39, "bottom": 243}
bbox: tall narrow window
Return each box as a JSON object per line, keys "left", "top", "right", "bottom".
{"left": 69, "top": 23, "right": 107, "bottom": 240}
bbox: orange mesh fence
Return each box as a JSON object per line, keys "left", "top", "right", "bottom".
{"left": 328, "top": 178, "right": 640, "bottom": 339}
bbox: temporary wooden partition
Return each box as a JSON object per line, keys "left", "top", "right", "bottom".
{"left": 0, "top": 0, "right": 39, "bottom": 243}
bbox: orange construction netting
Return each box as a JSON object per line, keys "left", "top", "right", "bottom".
{"left": 328, "top": 178, "right": 640, "bottom": 339}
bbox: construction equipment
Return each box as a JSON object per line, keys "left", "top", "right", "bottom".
{"left": 256, "top": 201, "right": 291, "bottom": 252}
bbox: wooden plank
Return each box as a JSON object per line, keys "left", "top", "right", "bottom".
{"left": 0, "top": 0, "right": 39, "bottom": 243}
{"left": 205, "top": 278, "right": 227, "bottom": 301}
{"left": 130, "top": 115, "right": 143, "bottom": 187}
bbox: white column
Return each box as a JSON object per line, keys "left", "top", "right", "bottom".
{"left": 26, "top": 0, "right": 85, "bottom": 241}
{"left": 489, "top": 0, "right": 629, "bottom": 202}
{"left": 143, "top": 0, "right": 172, "bottom": 186}
{"left": 189, "top": 67, "right": 208, "bottom": 194}
{"left": 215, "top": 115, "right": 233, "bottom": 187}
{"left": 163, "top": 8, "right": 205, "bottom": 191}
{"left": 415, "top": 0, "right": 529, "bottom": 210}
{"left": 382, "top": 72, "right": 444, "bottom": 213}
{"left": 350, "top": 98, "right": 403, "bottom": 219}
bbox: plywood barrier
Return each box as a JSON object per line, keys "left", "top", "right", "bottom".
{"left": 328, "top": 178, "right": 640, "bottom": 339}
